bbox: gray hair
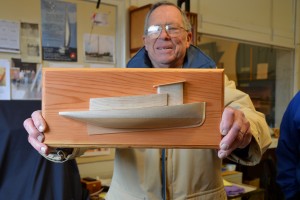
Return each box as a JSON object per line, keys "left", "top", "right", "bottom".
{"left": 144, "top": 1, "right": 192, "bottom": 35}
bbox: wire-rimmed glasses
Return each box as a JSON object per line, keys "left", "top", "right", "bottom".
{"left": 146, "top": 24, "right": 188, "bottom": 39}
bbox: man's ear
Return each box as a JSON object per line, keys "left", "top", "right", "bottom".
{"left": 143, "top": 36, "right": 148, "bottom": 50}
{"left": 186, "top": 32, "right": 192, "bottom": 48}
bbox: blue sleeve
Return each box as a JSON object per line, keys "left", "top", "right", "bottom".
{"left": 276, "top": 92, "right": 300, "bottom": 199}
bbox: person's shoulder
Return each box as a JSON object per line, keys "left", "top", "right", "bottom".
{"left": 283, "top": 91, "right": 300, "bottom": 124}
{"left": 293, "top": 91, "right": 300, "bottom": 101}
{"left": 185, "top": 45, "right": 216, "bottom": 69}
{"left": 127, "top": 47, "right": 151, "bottom": 68}
{"left": 188, "top": 45, "right": 209, "bottom": 56}
{"left": 288, "top": 91, "right": 300, "bottom": 109}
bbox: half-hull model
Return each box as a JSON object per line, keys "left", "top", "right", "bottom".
{"left": 59, "top": 82, "right": 206, "bottom": 134}
{"left": 42, "top": 68, "right": 224, "bottom": 148}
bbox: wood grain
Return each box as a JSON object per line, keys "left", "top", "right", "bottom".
{"left": 42, "top": 68, "right": 224, "bottom": 148}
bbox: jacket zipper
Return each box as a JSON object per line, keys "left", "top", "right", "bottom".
{"left": 161, "top": 148, "right": 167, "bottom": 200}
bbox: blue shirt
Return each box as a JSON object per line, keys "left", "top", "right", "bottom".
{"left": 276, "top": 91, "right": 300, "bottom": 200}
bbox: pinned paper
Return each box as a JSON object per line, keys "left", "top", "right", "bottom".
{"left": 256, "top": 63, "right": 268, "bottom": 79}
{"left": 0, "top": 59, "right": 10, "bottom": 100}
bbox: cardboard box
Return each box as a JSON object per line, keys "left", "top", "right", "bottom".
{"left": 42, "top": 68, "right": 223, "bottom": 148}
{"left": 222, "top": 170, "right": 243, "bottom": 184}
{"left": 81, "top": 178, "right": 102, "bottom": 194}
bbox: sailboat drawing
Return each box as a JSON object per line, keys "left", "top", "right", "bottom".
{"left": 59, "top": 6, "right": 70, "bottom": 54}
{"left": 59, "top": 81, "right": 206, "bottom": 134}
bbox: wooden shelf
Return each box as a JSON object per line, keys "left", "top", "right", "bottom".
{"left": 129, "top": 4, "right": 152, "bottom": 56}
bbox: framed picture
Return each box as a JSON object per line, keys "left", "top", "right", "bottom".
{"left": 84, "top": 33, "right": 115, "bottom": 64}
{"left": 76, "top": 148, "right": 115, "bottom": 164}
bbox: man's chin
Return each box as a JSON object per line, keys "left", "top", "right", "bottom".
{"left": 154, "top": 62, "right": 177, "bottom": 68}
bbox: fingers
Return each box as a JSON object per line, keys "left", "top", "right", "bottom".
{"left": 27, "top": 133, "right": 49, "bottom": 154}
{"left": 31, "top": 110, "right": 46, "bottom": 132}
{"left": 218, "top": 107, "right": 252, "bottom": 159}
{"left": 219, "top": 107, "right": 235, "bottom": 136}
{"left": 238, "top": 130, "right": 252, "bottom": 149}
{"left": 23, "top": 110, "right": 49, "bottom": 154}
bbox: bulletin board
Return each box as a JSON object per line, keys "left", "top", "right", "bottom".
{"left": 0, "top": 0, "right": 118, "bottom": 67}
{"left": 0, "top": 0, "right": 119, "bottom": 100}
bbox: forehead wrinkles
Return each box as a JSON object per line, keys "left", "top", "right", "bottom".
{"left": 148, "top": 6, "right": 183, "bottom": 26}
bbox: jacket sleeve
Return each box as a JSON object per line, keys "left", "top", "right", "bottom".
{"left": 276, "top": 92, "right": 300, "bottom": 199}
{"left": 224, "top": 75, "right": 271, "bottom": 166}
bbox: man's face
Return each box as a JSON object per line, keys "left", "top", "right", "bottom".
{"left": 143, "top": 5, "right": 192, "bottom": 68}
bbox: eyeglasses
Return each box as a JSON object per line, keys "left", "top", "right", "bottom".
{"left": 146, "top": 24, "right": 187, "bottom": 39}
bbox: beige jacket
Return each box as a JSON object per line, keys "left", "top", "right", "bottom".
{"left": 105, "top": 76, "right": 272, "bottom": 200}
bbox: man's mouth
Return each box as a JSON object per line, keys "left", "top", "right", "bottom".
{"left": 157, "top": 46, "right": 173, "bottom": 50}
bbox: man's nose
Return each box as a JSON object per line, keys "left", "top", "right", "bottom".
{"left": 158, "top": 27, "right": 170, "bottom": 38}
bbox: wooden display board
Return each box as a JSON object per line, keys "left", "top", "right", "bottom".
{"left": 42, "top": 68, "right": 224, "bottom": 148}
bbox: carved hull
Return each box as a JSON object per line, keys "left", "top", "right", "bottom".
{"left": 59, "top": 102, "right": 206, "bottom": 130}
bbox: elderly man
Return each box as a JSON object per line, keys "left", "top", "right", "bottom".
{"left": 24, "top": 1, "right": 271, "bottom": 199}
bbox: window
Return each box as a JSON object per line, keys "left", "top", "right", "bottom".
{"left": 197, "top": 35, "right": 294, "bottom": 128}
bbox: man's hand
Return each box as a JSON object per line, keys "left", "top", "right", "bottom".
{"left": 218, "top": 106, "right": 252, "bottom": 159}
{"left": 23, "top": 110, "right": 49, "bottom": 154}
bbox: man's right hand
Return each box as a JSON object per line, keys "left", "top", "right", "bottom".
{"left": 23, "top": 110, "right": 49, "bottom": 154}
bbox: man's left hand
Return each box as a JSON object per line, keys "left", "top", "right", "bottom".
{"left": 218, "top": 106, "right": 252, "bottom": 159}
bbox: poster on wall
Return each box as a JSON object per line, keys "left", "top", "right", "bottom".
{"left": 20, "top": 22, "right": 41, "bottom": 63}
{"left": 0, "top": 59, "right": 11, "bottom": 100}
{"left": 41, "top": 0, "right": 77, "bottom": 62}
{"left": 0, "top": 20, "right": 20, "bottom": 53}
{"left": 10, "top": 58, "right": 42, "bottom": 100}
{"left": 84, "top": 33, "right": 115, "bottom": 64}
